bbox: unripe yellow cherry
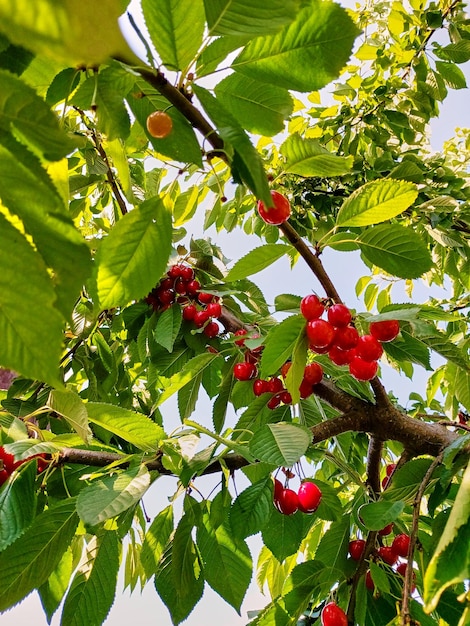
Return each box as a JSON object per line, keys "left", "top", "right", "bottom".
{"left": 146, "top": 110, "right": 173, "bottom": 138}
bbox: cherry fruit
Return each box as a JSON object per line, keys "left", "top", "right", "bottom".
{"left": 306, "top": 319, "right": 335, "bottom": 349}
{"left": 378, "top": 523, "right": 394, "bottom": 536}
{"left": 297, "top": 481, "right": 322, "bottom": 513}
{"left": 370, "top": 319, "right": 400, "bottom": 342}
{"left": 303, "top": 362, "right": 323, "bottom": 386}
{"left": 234, "top": 362, "right": 257, "bottom": 381}
{"left": 392, "top": 533, "right": 410, "bottom": 558}
{"left": 349, "top": 356, "right": 378, "bottom": 381}
{"left": 300, "top": 294, "right": 325, "bottom": 320}
{"left": 327, "top": 304, "right": 352, "bottom": 328}
{"left": 349, "top": 539, "right": 366, "bottom": 561}
{"left": 356, "top": 335, "right": 383, "bottom": 362}
{"left": 257, "top": 191, "right": 291, "bottom": 225}
{"left": 321, "top": 602, "right": 348, "bottom": 626}
{"left": 378, "top": 546, "right": 398, "bottom": 566}
{"left": 277, "top": 488, "right": 299, "bottom": 515}
{"left": 334, "top": 325, "right": 359, "bottom": 350}
{"left": 146, "top": 110, "right": 173, "bottom": 138}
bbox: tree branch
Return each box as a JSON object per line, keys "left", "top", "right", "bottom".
{"left": 367, "top": 436, "right": 383, "bottom": 497}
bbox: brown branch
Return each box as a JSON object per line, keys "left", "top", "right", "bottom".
{"left": 136, "top": 67, "right": 226, "bottom": 159}
{"left": 278, "top": 222, "right": 342, "bottom": 302}
{"left": 367, "top": 436, "right": 383, "bottom": 497}
{"left": 401, "top": 453, "right": 443, "bottom": 625}
{"left": 94, "top": 139, "right": 128, "bottom": 215}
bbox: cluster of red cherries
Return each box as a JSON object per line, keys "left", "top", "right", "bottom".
{"left": 273, "top": 471, "right": 322, "bottom": 516}
{"left": 301, "top": 295, "right": 400, "bottom": 381}
{"left": 145, "top": 263, "right": 222, "bottom": 339}
{"left": 0, "top": 446, "right": 48, "bottom": 486}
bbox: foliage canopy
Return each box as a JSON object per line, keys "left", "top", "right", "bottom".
{"left": 0, "top": 0, "right": 469, "bottom": 624}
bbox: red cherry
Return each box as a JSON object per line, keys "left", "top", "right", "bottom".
{"left": 327, "top": 304, "right": 352, "bottom": 328}
{"left": 365, "top": 570, "right": 375, "bottom": 591}
{"left": 204, "top": 321, "right": 220, "bottom": 338}
{"left": 198, "top": 292, "right": 214, "bottom": 304}
{"left": 0, "top": 468, "right": 9, "bottom": 486}
{"left": 370, "top": 320, "right": 400, "bottom": 342}
{"left": 378, "top": 546, "right": 398, "bottom": 566}
{"left": 180, "top": 266, "right": 195, "bottom": 281}
{"left": 386, "top": 463, "right": 397, "bottom": 477}
{"left": 146, "top": 110, "right": 173, "bottom": 138}
{"left": 300, "top": 294, "right": 325, "bottom": 320}
{"left": 349, "top": 539, "right": 366, "bottom": 561}
{"left": 306, "top": 319, "right": 336, "bottom": 349}
{"left": 253, "top": 379, "right": 269, "bottom": 396}
{"left": 280, "top": 362, "right": 292, "bottom": 379}
{"left": 396, "top": 562, "right": 416, "bottom": 591}
{"left": 297, "top": 481, "right": 322, "bottom": 513}
{"left": 274, "top": 478, "right": 284, "bottom": 500}
{"left": 277, "top": 488, "right": 299, "bottom": 515}
{"left": 0, "top": 446, "right": 21, "bottom": 473}
{"left": 182, "top": 304, "right": 197, "bottom": 321}
{"left": 206, "top": 302, "right": 222, "bottom": 318}
{"left": 234, "top": 362, "right": 257, "bottom": 381}
{"left": 174, "top": 278, "right": 188, "bottom": 295}
{"left": 157, "top": 288, "right": 175, "bottom": 305}
{"left": 35, "top": 454, "right": 49, "bottom": 474}
{"left": 194, "top": 309, "right": 210, "bottom": 328}
{"left": 378, "top": 523, "right": 394, "bottom": 536}
{"left": 167, "top": 264, "right": 184, "bottom": 279}
{"left": 234, "top": 329, "right": 248, "bottom": 346}
{"left": 382, "top": 475, "right": 390, "bottom": 489}
{"left": 392, "top": 534, "right": 410, "bottom": 558}
{"left": 303, "top": 362, "right": 323, "bottom": 385}
{"left": 349, "top": 356, "right": 378, "bottom": 381}
{"left": 356, "top": 335, "right": 383, "bottom": 362}
{"left": 328, "top": 345, "right": 353, "bottom": 366}
{"left": 321, "top": 602, "right": 348, "bottom": 626}
{"left": 334, "top": 325, "right": 359, "bottom": 350}
{"left": 299, "top": 379, "right": 314, "bottom": 399}
{"left": 267, "top": 377, "right": 284, "bottom": 394}
{"left": 257, "top": 191, "right": 291, "bottom": 225}
{"left": 279, "top": 390, "right": 292, "bottom": 404}
{"left": 267, "top": 393, "right": 282, "bottom": 410}
{"left": 186, "top": 280, "right": 201, "bottom": 295}
{"left": 160, "top": 277, "right": 174, "bottom": 290}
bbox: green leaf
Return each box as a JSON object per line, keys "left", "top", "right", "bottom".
{"left": 358, "top": 500, "right": 405, "bottom": 531}
{"left": 92, "top": 197, "right": 172, "bottom": 310}
{"left": 71, "top": 66, "right": 132, "bottom": 140}
{"left": 424, "top": 459, "right": 470, "bottom": 612}
{"left": 229, "top": 476, "right": 273, "bottom": 539}
{"left": 282, "top": 560, "right": 326, "bottom": 619}
{"left": 383, "top": 330, "right": 432, "bottom": 371}
{"left": 281, "top": 134, "right": 354, "bottom": 177}
{"left": 157, "top": 352, "right": 219, "bottom": 406}
{"left": 215, "top": 74, "right": 293, "bottom": 137}
{"left": 155, "top": 515, "right": 204, "bottom": 625}
{"left": 0, "top": 213, "right": 63, "bottom": 386}
{"left": 0, "top": 0, "right": 138, "bottom": 66}
{"left": 455, "top": 368, "right": 470, "bottom": 411}
{"left": 38, "top": 548, "right": 74, "bottom": 623}
{"left": 259, "top": 314, "right": 305, "bottom": 378}
{"left": 61, "top": 531, "right": 120, "bottom": 626}
{"left": 314, "top": 515, "right": 350, "bottom": 585}
{"left": 274, "top": 294, "right": 302, "bottom": 312}
{"left": 47, "top": 390, "right": 90, "bottom": 443}
{"left": 76, "top": 465, "right": 151, "bottom": 526}
{"left": 178, "top": 371, "right": 203, "bottom": 420}
{"left": 435, "top": 40, "right": 470, "bottom": 64}
{"left": 203, "top": 0, "right": 299, "bottom": 37}
{"left": 142, "top": 0, "right": 205, "bottom": 71}
{"left": 261, "top": 508, "right": 308, "bottom": 561}
{"left": 0, "top": 460, "right": 37, "bottom": 550}
{"left": 127, "top": 82, "right": 203, "bottom": 166}
{"left": 154, "top": 306, "right": 183, "bottom": 353}
{"left": 197, "top": 512, "right": 252, "bottom": 612}
{"left": 140, "top": 505, "right": 174, "bottom": 577}
{"left": 86, "top": 403, "right": 165, "bottom": 452}
{"left": 212, "top": 355, "right": 238, "bottom": 433}
{"left": 232, "top": 0, "right": 360, "bottom": 92}
{"left": 192, "top": 84, "right": 271, "bottom": 204}
{"left": 435, "top": 61, "right": 467, "bottom": 89}
{"left": 0, "top": 133, "right": 91, "bottom": 318}
{"left": 226, "top": 244, "right": 291, "bottom": 282}
{"left": 336, "top": 179, "right": 418, "bottom": 227}
{"left": 249, "top": 422, "right": 311, "bottom": 466}
{"left": 358, "top": 224, "right": 433, "bottom": 279}
{"left": 0, "top": 499, "right": 79, "bottom": 611}
{"left": 0, "top": 69, "right": 78, "bottom": 160}
{"left": 310, "top": 479, "right": 343, "bottom": 521}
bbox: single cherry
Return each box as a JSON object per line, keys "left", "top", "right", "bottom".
{"left": 392, "top": 534, "right": 410, "bottom": 558}
{"left": 356, "top": 335, "right": 383, "bottom": 362}
{"left": 234, "top": 329, "right": 248, "bottom": 346}
{"left": 327, "top": 304, "right": 352, "bottom": 328}
{"left": 321, "top": 602, "right": 348, "bottom": 626}
{"left": 297, "top": 481, "right": 322, "bottom": 513}
{"left": 378, "top": 546, "right": 398, "bottom": 566}
{"left": 378, "top": 522, "right": 394, "bottom": 536}
{"left": 203, "top": 321, "right": 220, "bottom": 338}
{"left": 365, "top": 570, "right": 375, "bottom": 591}
{"left": 334, "top": 325, "right": 359, "bottom": 350}
{"left": 303, "top": 362, "right": 323, "bottom": 386}
{"left": 370, "top": 319, "right": 400, "bottom": 342}
{"left": 277, "top": 488, "right": 299, "bottom": 515}
{"left": 306, "top": 319, "right": 336, "bottom": 349}
{"left": 146, "top": 110, "right": 173, "bottom": 138}
{"left": 253, "top": 379, "right": 269, "bottom": 396}
{"left": 233, "top": 362, "right": 257, "bottom": 381}
{"left": 328, "top": 345, "right": 353, "bottom": 366}
{"left": 349, "top": 356, "right": 378, "bottom": 381}
{"left": 300, "top": 294, "right": 325, "bottom": 320}
{"left": 257, "top": 191, "right": 291, "bottom": 225}
{"left": 206, "top": 302, "right": 222, "bottom": 318}
{"left": 349, "top": 539, "right": 366, "bottom": 561}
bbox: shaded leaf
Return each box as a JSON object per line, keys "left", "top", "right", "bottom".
{"left": 156, "top": 352, "right": 219, "bottom": 406}
{"left": 154, "top": 305, "right": 183, "bottom": 353}
{"left": 230, "top": 476, "right": 273, "bottom": 539}
{"left": 0, "top": 460, "right": 37, "bottom": 550}
{"left": 260, "top": 314, "right": 305, "bottom": 378}
{"left": 47, "top": 389, "right": 90, "bottom": 443}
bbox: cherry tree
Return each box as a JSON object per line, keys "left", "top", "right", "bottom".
{"left": 0, "top": 1, "right": 469, "bottom": 625}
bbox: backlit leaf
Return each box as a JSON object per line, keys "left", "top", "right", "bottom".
{"left": 0, "top": 460, "right": 37, "bottom": 550}
{"left": 260, "top": 314, "right": 305, "bottom": 378}
{"left": 203, "top": 0, "right": 299, "bottom": 37}
{"left": 249, "top": 422, "right": 311, "bottom": 466}
{"left": 281, "top": 134, "right": 353, "bottom": 177}
{"left": 226, "top": 244, "right": 291, "bottom": 282}
{"left": 230, "top": 476, "right": 273, "bottom": 539}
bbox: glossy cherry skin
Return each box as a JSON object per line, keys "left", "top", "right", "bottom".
{"left": 370, "top": 319, "right": 400, "bottom": 342}
{"left": 378, "top": 546, "right": 398, "bottom": 566}
{"left": 392, "top": 534, "right": 410, "bottom": 558}
{"left": 356, "top": 335, "right": 383, "bottom": 362}
{"left": 253, "top": 379, "right": 269, "bottom": 396}
{"left": 297, "top": 481, "right": 322, "bottom": 513}
{"left": 349, "top": 539, "right": 366, "bottom": 561}
{"left": 321, "top": 602, "right": 348, "bottom": 626}
{"left": 334, "top": 325, "right": 359, "bottom": 350}
{"left": 365, "top": 570, "right": 375, "bottom": 591}
{"left": 327, "top": 304, "right": 352, "bottom": 328}
{"left": 277, "top": 488, "right": 299, "bottom": 515}
{"left": 378, "top": 522, "right": 394, "bottom": 536}
{"left": 257, "top": 191, "right": 291, "bottom": 225}
{"left": 303, "top": 362, "right": 323, "bottom": 385}
{"left": 300, "top": 294, "right": 325, "bottom": 320}
{"left": 233, "top": 362, "right": 257, "bottom": 381}
{"left": 204, "top": 321, "right": 220, "bottom": 338}
{"left": 306, "top": 319, "right": 336, "bottom": 349}
{"left": 349, "top": 356, "right": 378, "bottom": 381}
{"left": 146, "top": 110, "right": 173, "bottom": 138}
{"left": 328, "top": 345, "right": 353, "bottom": 366}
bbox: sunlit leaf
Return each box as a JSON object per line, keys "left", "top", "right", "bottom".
{"left": 281, "top": 134, "right": 353, "bottom": 177}
{"left": 249, "top": 422, "right": 311, "bottom": 466}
